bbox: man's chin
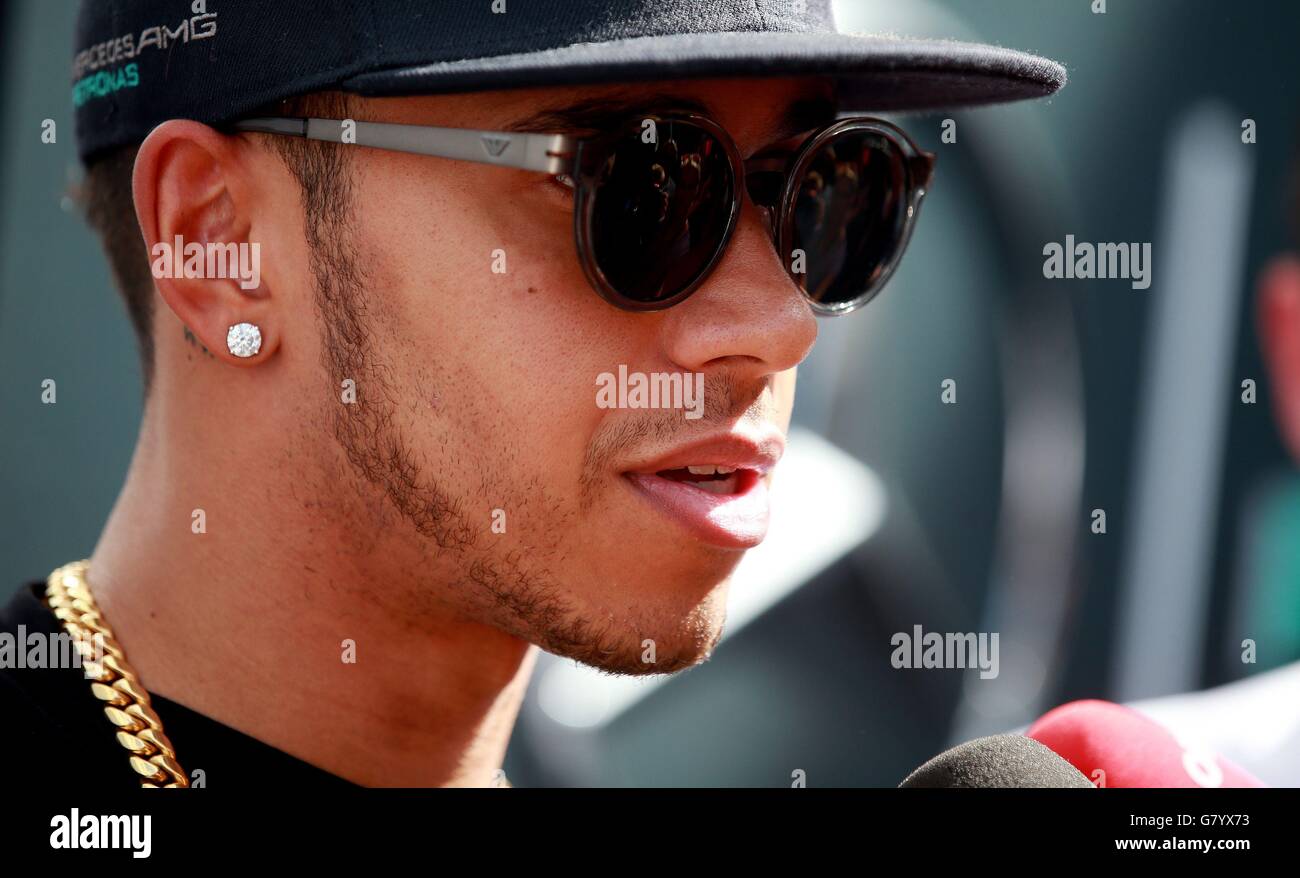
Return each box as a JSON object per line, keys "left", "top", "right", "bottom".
{"left": 534, "top": 599, "right": 729, "bottom": 677}
{"left": 550, "top": 633, "right": 723, "bottom": 677}
{"left": 462, "top": 547, "right": 737, "bottom": 675}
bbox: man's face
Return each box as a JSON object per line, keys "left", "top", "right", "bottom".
{"left": 279, "top": 78, "right": 823, "bottom": 673}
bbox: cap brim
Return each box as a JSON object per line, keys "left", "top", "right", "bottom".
{"left": 342, "top": 31, "right": 1065, "bottom": 112}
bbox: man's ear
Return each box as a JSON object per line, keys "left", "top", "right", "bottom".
{"left": 133, "top": 119, "right": 277, "bottom": 366}
{"left": 1258, "top": 254, "right": 1300, "bottom": 462}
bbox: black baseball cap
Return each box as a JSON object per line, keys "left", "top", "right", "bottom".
{"left": 72, "top": 0, "right": 1066, "bottom": 163}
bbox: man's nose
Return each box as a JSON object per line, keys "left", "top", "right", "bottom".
{"left": 657, "top": 201, "right": 818, "bottom": 377}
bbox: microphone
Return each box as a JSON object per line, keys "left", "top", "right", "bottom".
{"left": 1026, "top": 699, "right": 1265, "bottom": 788}
{"left": 899, "top": 733, "right": 1095, "bottom": 788}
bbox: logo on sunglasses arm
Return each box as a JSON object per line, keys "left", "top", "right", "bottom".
{"left": 480, "top": 134, "right": 512, "bottom": 158}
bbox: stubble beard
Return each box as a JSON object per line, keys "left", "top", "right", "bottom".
{"left": 304, "top": 212, "right": 722, "bottom": 676}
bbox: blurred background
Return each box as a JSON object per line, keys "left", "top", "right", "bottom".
{"left": 3, "top": 0, "right": 1299, "bottom": 786}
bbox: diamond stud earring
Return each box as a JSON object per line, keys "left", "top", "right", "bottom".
{"left": 226, "top": 322, "right": 262, "bottom": 358}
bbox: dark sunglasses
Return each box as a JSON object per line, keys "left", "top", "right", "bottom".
{"left": 234, "top": 112, "right": 934, "bottom": 315}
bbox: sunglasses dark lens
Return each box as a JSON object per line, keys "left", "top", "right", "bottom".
{"left": 789, "top": 130, "right": 910, "bottom": 309}
{"left": 587, "top": 120, "right": 736, "bottom": 305}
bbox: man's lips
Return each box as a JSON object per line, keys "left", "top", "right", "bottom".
{"left": 620, "top": 433, "right": 784, "bottom": 549}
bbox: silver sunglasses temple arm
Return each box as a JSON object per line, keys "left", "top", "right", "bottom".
{"left": 234, "top": 117, "right": 573, "bottom": 175}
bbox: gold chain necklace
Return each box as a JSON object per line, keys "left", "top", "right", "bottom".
{"left": 44, "top": 560, "right": 189, "bottom": 788}
{"left": 45, "top": 559, "right": 514, "bottom": 788}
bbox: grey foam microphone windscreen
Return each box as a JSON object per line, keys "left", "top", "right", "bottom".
{"left": 899, "top": 734, "right": 1095, "bottom": 788}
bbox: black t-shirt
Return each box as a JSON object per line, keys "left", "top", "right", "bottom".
{"left": 0, "top": 580, "right": 356, "bottom": 789}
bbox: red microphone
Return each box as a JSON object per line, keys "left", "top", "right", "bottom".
{"left": 1026, "top": 699, "right": 1265, "bottom": 788}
